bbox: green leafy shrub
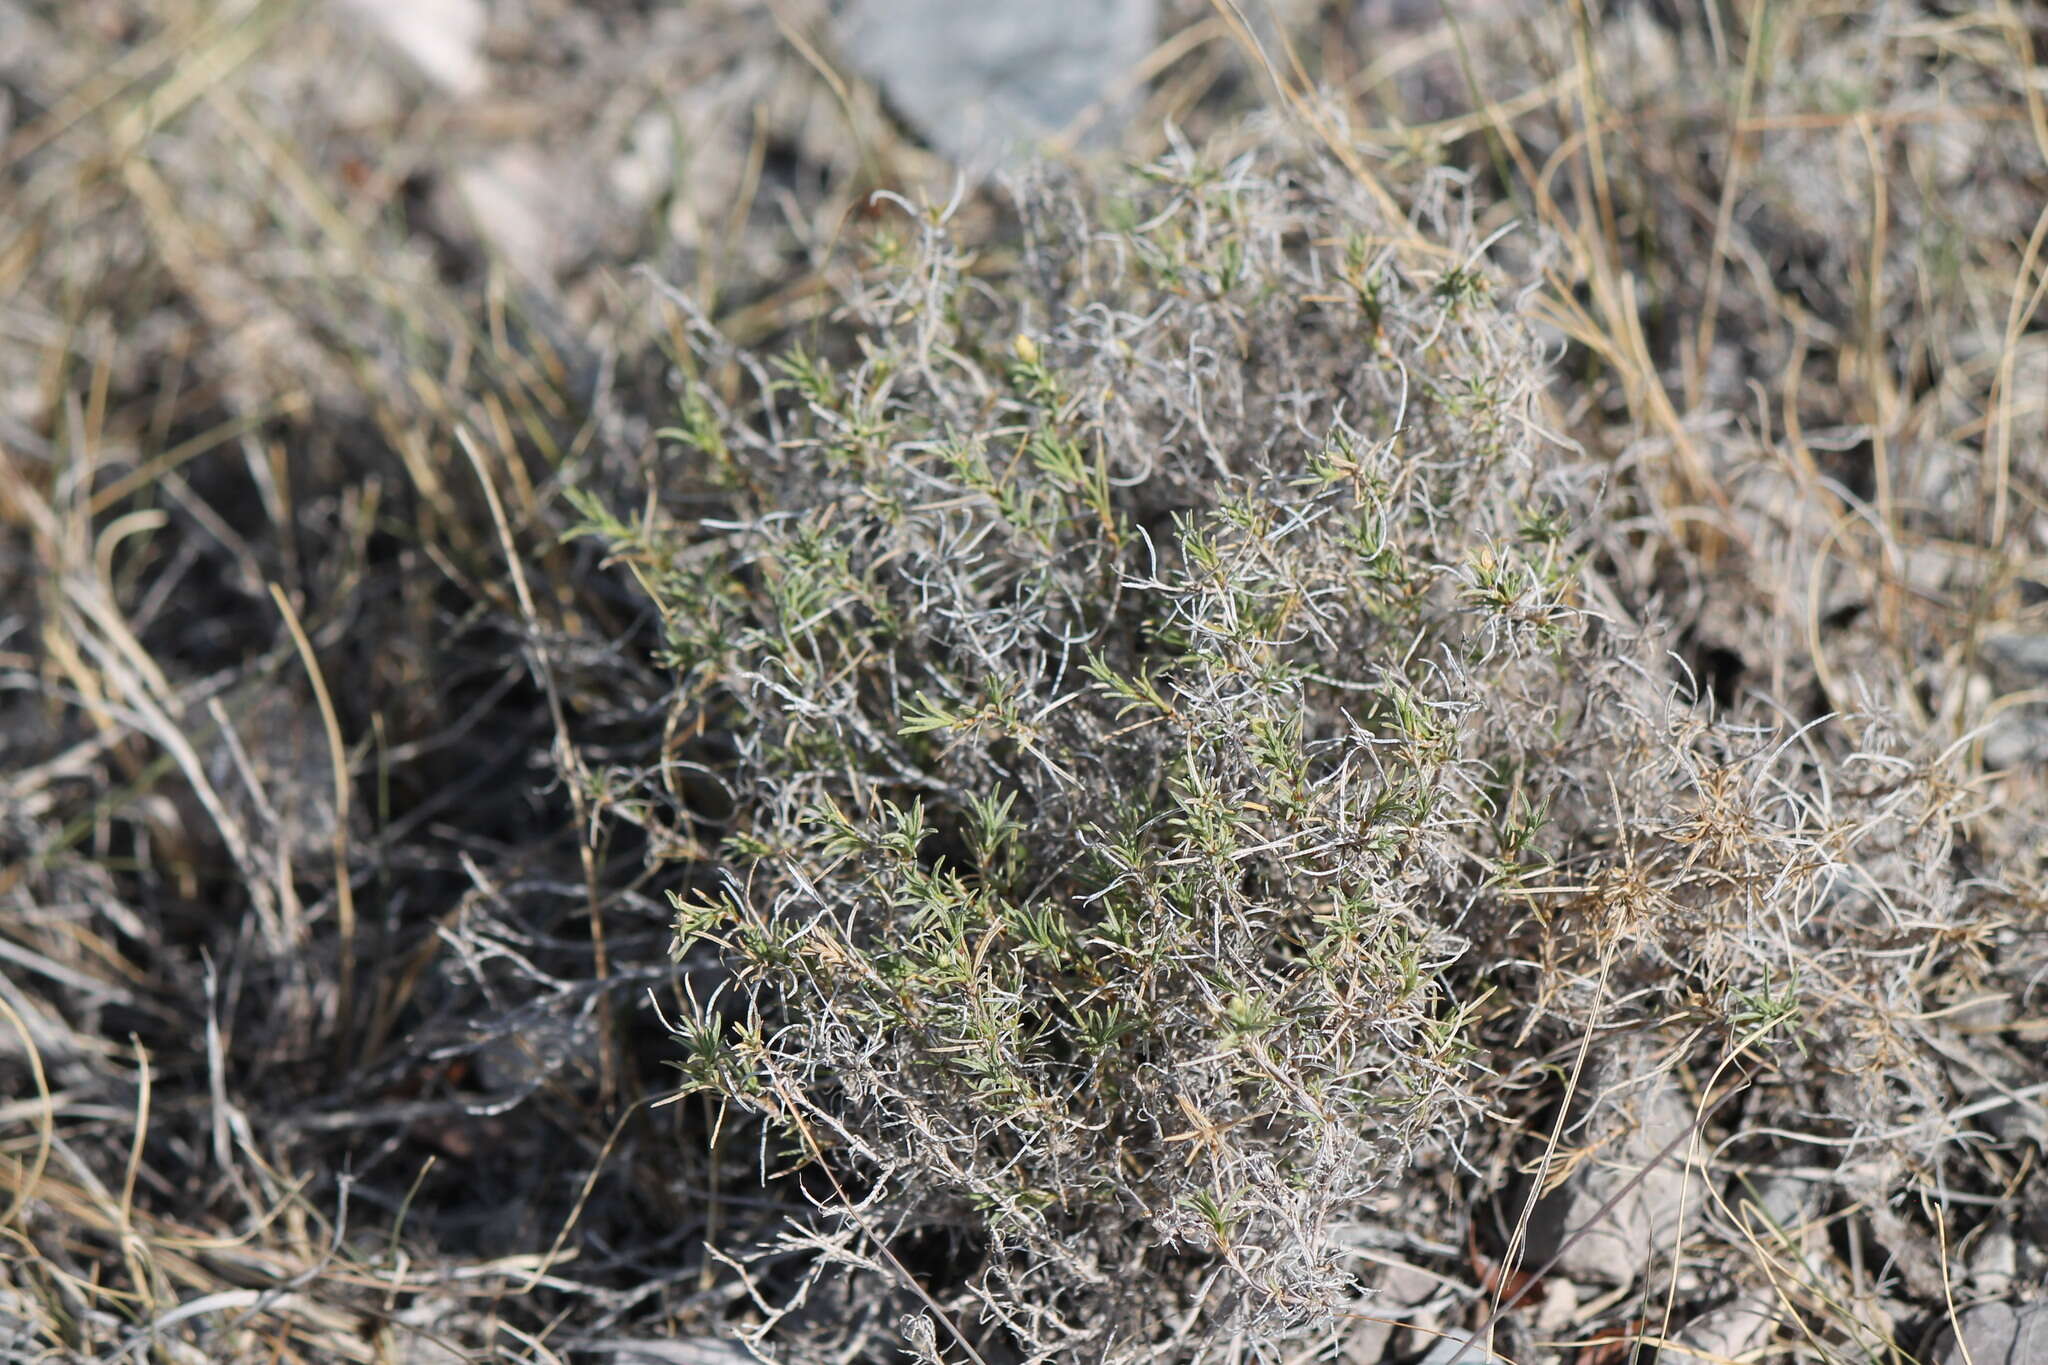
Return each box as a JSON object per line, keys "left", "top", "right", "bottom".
{"left": 576, "top": 135, "right": 1987, "bottom": 1363}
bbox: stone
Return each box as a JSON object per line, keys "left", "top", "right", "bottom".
{"left": 335, "top": 0, "right": 486, "bottom": 96}
{"left": 834, "top": 0, "right": 1157, "bottom": 177}
{"left": 1936, "top": 1302, "right": 2048, "bottom": 1365}
{"left": 1415, "top": 1334, "right": 1510, "bottom": 1365}
{"left": 1678, "top": 1292, "right": 1779, "bottom": 1360}
{"left": 1971, "top": 1226, "right": 2018, "bottom": 1298}
{"left": 1984, "top": 632, "right": 2048, "bottom": 680}
{"left": 588, "top": 1341, "right": 759, "bottom": 1364}
{"left": 1547, "top": 1077, "right": 1701, "bottom": 1284}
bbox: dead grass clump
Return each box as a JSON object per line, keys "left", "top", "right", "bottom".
{"left": 0, "top": 1, "right": 815, "bottom": 1357}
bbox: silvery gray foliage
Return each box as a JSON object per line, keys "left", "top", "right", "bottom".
{"left": 573, "top": 133, "right": 1978, "bottom": 1363}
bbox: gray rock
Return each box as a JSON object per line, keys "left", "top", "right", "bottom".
{"left": 1548, "top": 1077, "right": 1700, "bottom": 1284}
{"left": 1415, "top": 1334, "right": 1510, "bottom": 1365}
{"left": 1339, "top": 1255, "right": 1448, "bottom": 1363}
{"left": 1970, "top": 1226, "right": 2018, "bottom": 1298}
{"left": 587, "top": 1341, "right": 760, "bottom": 1365}
{"left": 835, "top": 0, "right": 1157, "bottom": 177}
{"left": 1937, "top": 1302, "right": 2048, "bottom": 1365}
{"left": 334, "top": 0, "right": 486, "bottom": 96}
{"left": 1679, "top": 1292, "right": 1779, "bottom": 1360}
{"left": 1984, "top": 632, "right": 2048, "bottom": 680}
{"left": 1984, "top": 706, "right": 2048, "bottom": 770}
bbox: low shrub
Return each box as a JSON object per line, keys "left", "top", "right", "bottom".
{"left": 576, "top": 133, "right": 1986, "bottom": 1363}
